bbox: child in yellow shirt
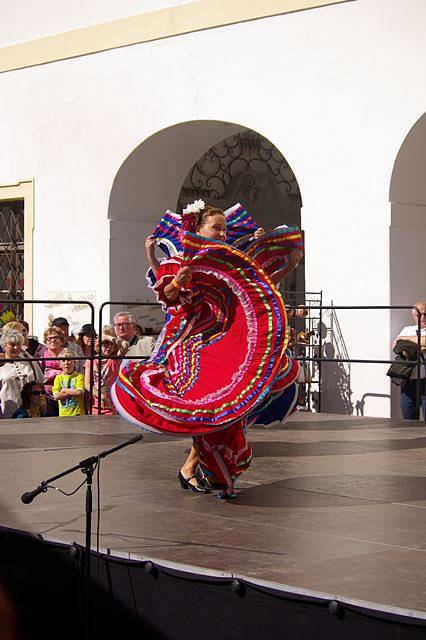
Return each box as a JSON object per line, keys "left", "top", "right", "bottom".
{"left": 52, "top": 349, "right": 85, "bottom": 417}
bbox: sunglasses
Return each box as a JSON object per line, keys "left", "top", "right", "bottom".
{"left": 31, "top": 390, "right": 46, "bottom": 395}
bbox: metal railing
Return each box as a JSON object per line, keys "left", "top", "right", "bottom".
{"left": 96, "top": 301, "right": 160, "bottom": 415}
{"left": 286, "top": 304, "right": 424, "bottom": 418}
{"left": 0, "top": 301, "right": 424, "bottom": 420}
{"left": 0, "top": 299, "right": 96, "bottom": 414}
{"left": 283, "top": 290, "right": 323, "bottom": 412}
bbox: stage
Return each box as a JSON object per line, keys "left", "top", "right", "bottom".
{"left": 2, "top": 412, "right": 426, "bottom": 618}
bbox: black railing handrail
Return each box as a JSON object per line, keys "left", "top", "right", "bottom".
{"left": 3, "top": 298, "right": 96, "bottom": 413}
{"left": 97, "top": 301, "right": 160, "bottom": 415}
{"left": 1, "top": 300, "right": 424, "bottom": 419}
{"left": 286, "top": 303, "right": 424, "bottom": 418}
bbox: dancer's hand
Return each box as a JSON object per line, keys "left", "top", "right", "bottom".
{"left": 175, "top": 266, "right": 192, "bottom": 286}
{"left": 145, "top": 235, "right": 156, "bottom": 257}
{"left": 145, "top": 235, "right": 161, "bottom": 276}
{"left": 254, "top": 227, "right": 266, "bottom": 239}
{"left": 164, "top": 266, "right": 191, "bottom": 301}
{"left": 289, "top": 248, "right": 303, "bottom": 268}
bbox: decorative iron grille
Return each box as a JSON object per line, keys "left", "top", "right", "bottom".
{"left": 178, "top": 129, "right": 301, "bottom": 209}
{"left": 0, "top": 200, "right": 24, "bottom": 318}
{"left": 284, "top": 290, "right": 323, "bottom": 412}
{"left": 177, "top": 128, "right": 304, "bottom": 295}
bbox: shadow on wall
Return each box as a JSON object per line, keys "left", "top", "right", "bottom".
{"left": 320, "top": 342, "right": 353, "bottom": 415}
{"left": 316, "top": 310, "right": 390, "bottom": 416}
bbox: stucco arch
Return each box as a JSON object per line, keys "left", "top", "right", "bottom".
{"left": 389, "top": 112, "right": 426, "bottom": 315}
{"left": 389, "top": 112, "right": 426, "bottom": 416}
{"left": 390, "top": 113, "right": 426, "bottom": 208}
{"left": 108, "top": 120, "right": 303, "bottom": 323}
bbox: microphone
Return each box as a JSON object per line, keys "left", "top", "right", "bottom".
{"left": 21, "top": 484, "right": 47, "bottom": 504}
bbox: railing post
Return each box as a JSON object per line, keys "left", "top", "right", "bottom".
{"left": 318, "top": 292, "right": 323, "bottom": 413}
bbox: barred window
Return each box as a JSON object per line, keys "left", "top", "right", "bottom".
{"left": 0, "top": 200, "right": 24, "bottom": 318}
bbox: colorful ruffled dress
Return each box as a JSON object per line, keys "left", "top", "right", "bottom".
{"left": 112, "top": 206, "right": 303, "bottom": 491}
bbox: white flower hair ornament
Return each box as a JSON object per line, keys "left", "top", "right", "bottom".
{"left": 183, "top": 199, "right": 205, "bottom": 215}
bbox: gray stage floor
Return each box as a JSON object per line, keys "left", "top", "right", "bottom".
{"left": 2, "top": 412, "right": 426, "bottom": 613}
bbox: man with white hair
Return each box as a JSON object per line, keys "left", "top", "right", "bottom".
{"left": 113, "top": 312, "right": 155, "bottom": 359}
{"left": 394, "top": 301, "right": 426, "bottom": 420}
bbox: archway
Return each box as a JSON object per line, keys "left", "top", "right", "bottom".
{"left": 389, "top": 112, "right": 426, "bottom": 416}
{"left": 108, "top": 120, "right": 303, "bottom": 328}
{"left": 177, "top": 128, "right": 303, "bottom": 296}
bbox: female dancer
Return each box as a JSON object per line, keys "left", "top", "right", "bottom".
{"left": 112, "top": 201, "right": 302, "bottom": 498}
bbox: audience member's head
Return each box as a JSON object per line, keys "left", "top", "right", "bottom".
{"left": 103, "top": 324, "right": 115, "bottom": 337}
{"left": 113, "top": 312, "right": 138, "bottom": 342}
{"left": 2, "top": 321, "right": 28, "bottom": 354}
{"left": 20, "top": 320, "right": 31, "bottom": 343}
{"left": 51, "top": 317, "right": 70, "bottom": 341}
{"left": 100, "top": 334, "right": 128, "bottom": 358}
{"left": 412, "top": 302, "right": 426, "bottom": 328}
{"left": 77, "top": 324, "right": 96, "bottom": 355}
{"left": 1, "top": 329, "right": 24, "bottom": 359}
{"left": 21, "top": 381, "right": 47, "bottom": 413}
{"left": 44, "top": 326, "right": 65, "bottom": 353}
{"left": 58, "top": 348, "right": 76, "bottom": 374}
{"left": 2, "top": 321, "right": 25, "bottom": 335}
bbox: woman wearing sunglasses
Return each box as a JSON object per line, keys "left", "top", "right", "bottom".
{"left": 12, "top": 381, "right": 47, "bottom": 419}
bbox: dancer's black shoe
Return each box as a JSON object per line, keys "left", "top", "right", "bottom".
{"left": 195, "top": 468, "right": 226, "bottom": 491}
{"left": 178, "top": 470, "right": 210, "bottom": 494}
{"left": 217, "top": 490, "right": 238, "bottom": 500}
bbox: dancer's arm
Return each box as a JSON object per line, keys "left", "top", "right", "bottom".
{"left": 269, "top": 249, "right": 303, "bottom": 285}
{"left": 163, "top": 266, "right": 192, "bottom": 301}
{"left": 145, "top": 236, "right": 160, "bottom": 277}
{"left": 252, "top": 227, "right": 303, "bottom": 285}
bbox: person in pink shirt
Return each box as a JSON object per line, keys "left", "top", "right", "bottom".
{"left": 41, "top": 326, "right": 66, "bottom": 416}
{"left": 85, "top": 334, "right": 128, "bottom": 415}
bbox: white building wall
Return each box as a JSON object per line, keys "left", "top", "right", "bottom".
{"left": 0, "top": 0, "right": 425, "bottom": 415}
{"left": 0, "top": 0, "right": 193, "bottom": 47}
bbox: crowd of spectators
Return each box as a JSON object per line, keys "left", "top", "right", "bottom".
{"left": 0, "top": 312, "right": 156, "bottom": 420}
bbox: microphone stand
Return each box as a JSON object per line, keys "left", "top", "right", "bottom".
{"left": 21, "top": 433, "right": 143, "bottom": 636}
